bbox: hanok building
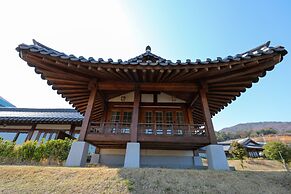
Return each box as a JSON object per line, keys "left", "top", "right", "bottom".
{"left": 219, "top": 137, "right": 265, "bottom": 158}
{"left": 13, "top": 40, "right": 287, "bottom": 169}
{"left": 0, "top": 108, "right": 83, "bottom": 143}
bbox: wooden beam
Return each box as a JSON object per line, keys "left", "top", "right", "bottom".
{"left": 13, "top": 132, "right": 20, "bottom": 142}
{"left": 35, "top": 131, "right": 41, "bottom": 141}
{"left": 79, "top": 84, "right": 98, "bottom": 141}
{"left": 97, "top": 82, "right": 198, "bottom": 92}
{"left": 48, "top": 132, "right": 54, "bottom": 140}
{"left": 25, "top": 124, "right": 36, "bottom": 141}
{"left": 207, "top": 57, "right": 279, "bottom": 84}
{"left": 130, "top": 89, "right": 140, "bottom": 142}
{"left": 199, "top": 83, "right": 217, "bottom": 144}
{"left": 190, "top": 93, "right": 199, "bottom": 107}
{"left": 187, "top": 107, "right": 194, "bottom": 125}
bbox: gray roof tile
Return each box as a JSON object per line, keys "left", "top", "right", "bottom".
{"left": 16, "top": 40, "right": 287, "bottom": 67}
{"left": 0, "top": 108, "right": 83, "bottom": 124}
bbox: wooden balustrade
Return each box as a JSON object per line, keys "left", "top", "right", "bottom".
{"left": 138, "top": 123, "right": 207, "bottom": 137}
{"left": 88, "top": 122, "right": 207, "bottom": 137}
{"left": 88, "top": 122, "right": 131, "bottom": 135}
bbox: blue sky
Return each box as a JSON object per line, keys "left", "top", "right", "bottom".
{"left": 1, "top": 0, "right": 290, "bottom": 130}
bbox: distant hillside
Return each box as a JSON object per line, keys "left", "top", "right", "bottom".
{"left": 220, "top": 122, "right": 291, "bottom": 133}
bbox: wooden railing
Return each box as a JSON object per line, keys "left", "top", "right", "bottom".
{"left": 138, "top": 123, "right": 207, "bottom": 137}
{"left": 88, "top": 122, "right": 131, "bottom": 135}
{"left": 88, "top": 122, "right": 207, "bottom": 137}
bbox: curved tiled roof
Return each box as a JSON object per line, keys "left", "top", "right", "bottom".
{"left": 16, "top": 40, "right": 287, "bottom": 67}
{"left": 15, "top": 40, "right": 287, "bottom": 123}
{"left": 0, "top": 108, "right": 83, "bottom": 124}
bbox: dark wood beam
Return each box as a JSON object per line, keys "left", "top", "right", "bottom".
{"left": 13, "top": 132, "right": 20, "bottom": 142}
{"left": 97, "top": 82, "right": 198, "bottom": 92}
{"left": 190, "top": 93, "right": 199, "bottom": 107}
{"left": 25, "top": 124, "right": 36, "bottom": 141}
{"left": 187, "top": 107, "right": 194, "bottom": 125}
{"left": 48, "top": 132, "right": 54, "bottom": 140}
{"left": 79, "top": 84, "right": 98, "bottom": 141}
{"left": 207, "top": 57, "right": 279, "bottom": 84}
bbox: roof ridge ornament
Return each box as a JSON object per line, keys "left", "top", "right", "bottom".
{"left": 240, "top": 41, "right": 271, "bottom": 56}
{"left": 146, "top": 45, "right": 151, "bottom": 52}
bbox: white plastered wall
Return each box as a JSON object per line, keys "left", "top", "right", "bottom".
{"left": 100, "top": 148, "right": 193, "bottom": 157}
{"left": 108, "top": 92, "right": 185, "bottom": 103}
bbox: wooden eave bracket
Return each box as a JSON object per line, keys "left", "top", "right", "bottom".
{"left": 199, "top": 81, "right": 209, "bottom": 92}
{"left": 88, "top": 79, "right": 97, "bottom": 90}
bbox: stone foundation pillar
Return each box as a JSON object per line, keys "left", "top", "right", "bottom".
{"left": 193, "top": 156, "right": 203, "bottom": 168}
{"left": 65, "top": 141, "right": 89, "bottom": 167}
{"left": 124, "top": 142, "right": 140, "bottom": 168}
{"left": 206, "top": 144, "right": 229, "bottom": 170}
{"left": 90, "top": 154, "right": 100, "bottom": 164}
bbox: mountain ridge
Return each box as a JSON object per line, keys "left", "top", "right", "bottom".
{"left": 219, "top": 121, "right": 291, "bottom": 133}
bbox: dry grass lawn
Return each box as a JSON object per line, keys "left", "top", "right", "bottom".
{"left": 0, "top": 165, "right": 290, "bottom": 194}
{"left": 228, "top": 158, "right": 287, "bottom": 171}
{"left": 252, "top": 135, "right": 291, "bottom": 144}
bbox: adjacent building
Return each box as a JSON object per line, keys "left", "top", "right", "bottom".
{"left": 0, "top": 96, "right": 15, "bottom": 107}
{"left": 219, "top": 137, "right": 265, "bottom": 158}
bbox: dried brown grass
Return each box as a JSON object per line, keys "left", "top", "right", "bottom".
{"left": 252, "top": 135, "right": 291, "bottom": 144}
{"left": 228, "top": 158, "right": 288, "bottom": 171}
{"left": 0, "top": 165, "right": 290, "bottom": 194}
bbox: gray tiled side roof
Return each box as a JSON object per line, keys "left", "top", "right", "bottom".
{"left": 0, "top": 97, "right": 15, "bottom": 108}
{"left": 0, "top": 108, "right": 83, "bottom": 124}
{"left": 16, "top": 40, "right": 287, "bottom": 67}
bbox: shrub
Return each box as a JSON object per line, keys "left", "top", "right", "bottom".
{"left": 44, "top": 138, "right": 74, "bottom": 164}
{"left": 263, "top": 142, "right": 291, "bottom": 170}
{"left": 33, "top": 141, "right": 46, "bottom": 162}
{"left": 0, "top": 138, "right": 74, "bottom": 165}
{"left": 0, "top": 138, "right": 16, "bottom": 163}
{"left": 16, "top": 140, "right": 37, "bottom": 163}
{"left": 229, "top": 141, "right": 247, "bottom": 169}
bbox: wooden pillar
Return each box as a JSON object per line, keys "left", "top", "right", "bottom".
{"left": 35, "top": 131, "right": 42, "bottom": 141}
{"left": 43, "top": 132, "right": 47, "bottom": 139}
{"left": 130, "top": 89, "right": 140, "bottom": 142}
{"left": 13, "top": 132, "right": 20, "bottom": 142}
{"left": 48, "top": 132, "right": 54, "bottom": 140}
{"left": 69, "top": 124, "right": 76, "bottom": 136}
{"left": 79, "top": 85, "right": 98, "bottom": 141}
{"left": 187, "top": 107, "right": 194, "bottom": 135}
{"left": 25, "top": 124, "right": 36, "bottom": 141}
{"left": 187, "top": 107, "right": 194, "bottom": 125}
{"left": 199, "top": 84, "right": 217, "bottom": 144}
{"left": 95, "top": 147, "right": 100, "bottom": 154}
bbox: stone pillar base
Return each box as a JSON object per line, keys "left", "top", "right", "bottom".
{"left": 124, "top": 142, "right": 140, "bottom": 168}
{"left": 65, "top": 141, "right": 89, "bottom": 167}
{"left": 206, "top": 144, "right": 229, "bottom": 170}
{"left": 90, "top": 154, "right": 100, "bottom": 164}
{"left": 193, "top": 156, "right": 203, "bottom": 168}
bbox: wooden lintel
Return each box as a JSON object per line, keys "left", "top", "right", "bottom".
{"left": 97, "top": 82, "right": 197, "bottom": 92}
